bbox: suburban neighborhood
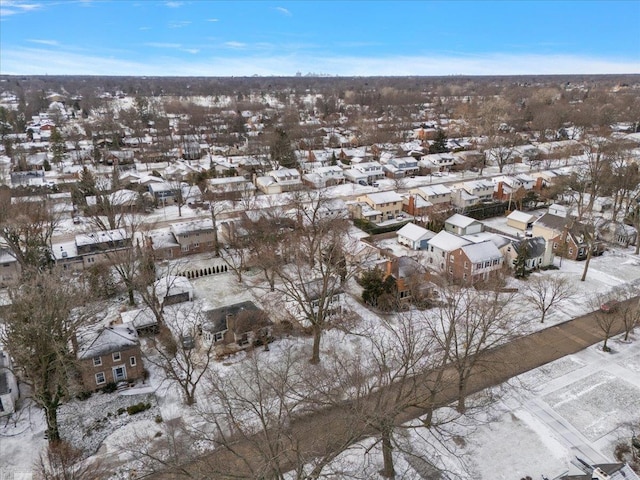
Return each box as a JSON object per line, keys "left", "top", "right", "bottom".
{"left": 0, "top": 72, "right": 639, "bottom": 480}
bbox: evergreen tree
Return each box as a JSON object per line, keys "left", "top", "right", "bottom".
{"left": 428, "top": 129, "right": 449, "bottom": 154}
{"left": 270, "top": 128, "right": 296, "bottom": 169}
{"left": 50, "top": 127, "right": 65, "bottom": 165}
{"left": 514, "top": 240, "right": 529, "bottom": 278}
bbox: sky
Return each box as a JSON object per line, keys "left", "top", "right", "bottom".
{"left": 0, "top": 0, "right": 639, "bottom": 76}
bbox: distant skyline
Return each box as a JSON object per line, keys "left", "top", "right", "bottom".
{"left": 1, "top": 0, "right": 639, "bottom": 76}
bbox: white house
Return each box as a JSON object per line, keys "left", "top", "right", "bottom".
{"left": 444, "top": 214, "right": 483, "bottom": 236}
{"left": 506, "top": 210, "right": 536, "bottom": 231}
{"left": 411, "top": 184, "right": 453, "bottom": 205}
{"left": 0, "top": 351, "right": 19, "bottom": 417}
{"left": 396, "top": 223, "right": 435, "bottom": 250}
{"left": 424, "top": 230, "right": 471, "bottom": 271}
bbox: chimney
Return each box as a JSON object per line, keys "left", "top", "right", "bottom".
{"left": 495, "top": 181, "right": 504, "bottom": 200}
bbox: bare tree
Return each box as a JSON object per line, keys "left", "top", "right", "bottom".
{"left": 523, "top": 275, "right": 576, "bottom": 323}
{"left": 0, "top": 195, "right": 60, "bottom": 272}
{"left": 36, "top": 440, "right": 108, "bottom": 480}
{"left": 592, "top": 296, "right": 621, "bottom": 352}
{"left": 144, "top": 302, "right": 214, "bottom": 405}
{"left": 437, "top": 281, "right": 522, "bottom": 413}
{"left": 1, "top": 271, "right": 93, "bottom": 442}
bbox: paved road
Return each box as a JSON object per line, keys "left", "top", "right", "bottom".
{"left": 148, "top": 296, "right": 637, "bottom": 480}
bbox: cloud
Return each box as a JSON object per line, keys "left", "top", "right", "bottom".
{"left": 206, "top": 18, "right": 218, "bottom": 22}
{"left": 0, "top": 1, "right": 42, "bottom": 18}
{"left": 275, "top": 6, "right": 291, "bottom": 16}
{"left": 27, "top": 38, "right": 59, "bottom": 46}
{"left": 224, "top": 41, "right": 246, "bottom": 49}
{"left": 139, "top": 26, "right": 151, "bottom": 31}
{"left": 144, "top": 42, "right": 182, "bottom": 49}
{"left": 1, "top": 46, "right": 638, "bottom": 77}
{"left": 183, "top": 48, "right": 199, "bottom": 55}
{"left": 164, "top": 1, "right": 183, "bottom": 7}
{"left": 168, "top": 20, "right": 191, "bottom": 28}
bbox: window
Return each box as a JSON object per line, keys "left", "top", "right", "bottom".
{"left": 214, "top": 332, "right": 224, "bottom": 343}
{"left": 553, "top": 242, "right": 558, "bottom": 249}
{"left": 441, "top": 252, "right": 445, "bottom": 258}
{"left": 112, "top": 366, "right": 126, "bottom": 382}
{"left": 449, "top": 255, "right": 454, "bottom": 262}
{"left": 93, "top": 356, "right": 102, "bottom": 367}
{"left": 430, "top": 246, "right": 434, "bottom": 252}
{"left": 112, "top": 352, "right": 121, "bottom": 362}
{"left": 130, "top": 356, "right": 137, "bottom": 367}
{"left": 95, "top": 372, "right": 106, "bottom": 385}
{"left": 568, "top": 248, "right": 573, "bottom": 255}
{"left": 464, "top": 261, "right": 468, "bottom": 268}
{"left": 449, "top": 266, "right": 453, "bottom": 273}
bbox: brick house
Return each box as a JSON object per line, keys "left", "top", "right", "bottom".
{"left": 355, "top": 191, "right": 404, "bottom": 223}
{"left": 76, "top": 325, "right": 144, "bottom": 391}
{"left": 170, "top": 218, "right": 216, "bottom": 255}
{"left": 201, "top": 301, "right": 272, "bottom": 350}
{"left": 448, "top": 241, "right": 504, "bottom": 284}
{"left": 384, "top": 257, "right": 432, "bottom": 303}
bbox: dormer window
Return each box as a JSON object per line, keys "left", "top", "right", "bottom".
{"left": 112, "top": 351, "right": 121, "bottom": 362}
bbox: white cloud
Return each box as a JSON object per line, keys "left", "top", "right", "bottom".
{"left": 275, "top": 6, "right": 291, "bottom": 16}
{"left": 144, "top": 42, "right": 182, "bottom": 49}
{"left": 0, "top": 1, "right": 42, "bottom": 18}
{"left": 27, "top": 38, "right": 59, "bottom": 46}
{"left": 206, "top": 18, "right": 218, "bottom": 22}
{"left": 139, "top": 26, "right": 151, "bottom": 31}
{"left": 1, "top": 47, "right": 638, "bottom": 77}
{"left": 168, "top": 20, "right": 191, "bottom": 28}
{"left": 164, "top": 1, "right": 183, "bottom": 7}
{"left": 183, "top": 48, "right": 199, "bottom": 55}
{"left": 224, "top": 41, "right": 246, "bottom": 49}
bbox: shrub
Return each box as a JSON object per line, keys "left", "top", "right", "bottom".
{"left": 127, "top": 402, "right": 152, "bottom": 415}
{"left": 102, "top": 382, "right": 118, "bottom": 394}
{"left": 154, "top": 415, "right": 163, "bottom": 423}
{"left": 76, "top": 391, "right": 92, "bottom": 401}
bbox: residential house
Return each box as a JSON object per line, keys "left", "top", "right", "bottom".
{"left": 355, "top": 191, "right": 404, "bottom": 223}
{"left": 145, "top": 229, "right": 181, "bottom": 260}
{"left": 120, "top": 307, "right": 159, "bottom": 336}
{"left": 85, "top": 189, "right": 140, "bottom": 214}
{"left": 506, "top": 210, "right": 536, "bottom": 231}
{"left": 148, "top": 182, "right": 178, "bottom": 206}
{"left": 344, "top": 161, "right": 385, "bottom": 185}
{"left": 74, "top": 228, "right": 133, "bottom": 268}
{"left": 396, "top": 223, "right": 436, "bottom": 250}
{"left": 384, "top": 256, "right": 432, "bottom": 302}
{"left": 76, "top": 325, "right": 144, "bottom": 391}
{"left": 457, "top": 180, "right": 495, "bottom": 202}
{"left": 0, "top": 351, "right": 19, "bottom": 417}
{"left": 450, "top": 187, "right": 480, "bottom": 210}
{"left": 532, "top": 213, "right": 603, "bottom": 261}
{"left": 444, "top": 213, "right": 483, "bottom": 236}
{"left": 170, "top": 218, "right": 216, "bottom": 255}
{"left": 449, "top": 241, "right": 504, "bottom": 284}
{"left": 206, "top": 176, "right": 256, "bottom": 201}
{"left": 559, "top": 462, "right": 640, "bottom": 480}
{"left": 201, "top": 301, "right": 272, "bottom": 350}
{"left": 285, "top": 278, "right": 346, "bottom": 328}
{"left": 424, "top": 230, "right": 472, "bottom": 271}
{"left": 302, "top": 165, "right": 345, "bottom": 188}
{"left": 153, "top": 275, "right": 194, "bottom": 306}
{"left": 0, "top": 249, "right": 21, "bottom": 286}
{"left": 255, "top": 168, "right": 302, "bottom": 194}
{"left": 492, "top": 176, "right": 527, "bottom": 202}
{"left": 411, "top": 184, "right": 453, "bottom": 206}
{"left": 419, "top": 153, "right": 455, "bottom": 172}
{"left": 384, "top": 157, "right": 419, "bottom": 178}
{"left": 503, "top": 236, "right": 552, "bottom": 272}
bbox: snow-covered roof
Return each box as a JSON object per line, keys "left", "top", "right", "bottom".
{"left": 170, "top": 218, "right": 214, "bottom": 236}
{"left": 507, "top": 210, "right": 535, "bottom": 224}
{"left": 397, "top": 223, "right": 434, "bottom": 242}
{"left": 77, "top": 325, "right": 139, "bottom": 359}
{"left": 120, "top": 307, "right": 157, "bottom": 330}
{"left": 153, "top": 275, "right": 193, "bottom": 299}
{"left": 460, "top": 241, "right": 502, "bottom": 263}
{"left": 75, "top": 228, "right": 130, "bottom": 247}
{"left": 428, "top": 231, "right": 471, "bottom": 251}
{"left": 365, "top": 191, "right": 403, "bottom": 205}
{"left": 446, "top": 213, "right": 479, "bottom": 229}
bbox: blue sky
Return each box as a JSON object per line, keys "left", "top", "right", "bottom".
{"left": 1, "top": 0, "right": 639, "bottom": 76}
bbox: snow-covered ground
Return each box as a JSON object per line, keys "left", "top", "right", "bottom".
{"left": 3, "top": 232, "right": 640, "bottom": 478}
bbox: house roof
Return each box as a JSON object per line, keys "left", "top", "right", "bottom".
{"left": 153, "top": 275, "right": 193, "bottom": 299}
{"left": 170, "top": 218, "right": 214, "bottom": 236}
{"left": 397, "top": 223, "right": 434, "bottom": 242}
{"left": 77, "top": 325, "right": 139, "bottom": 359}
{"left": 533, "top": 212, "right": 569, "bottom": 232}
{"left": 366, "top": 191, "right": 403, "bottom": 205}
{"left": 203, "top": 301, "right": 268, "bottom": 334}
{"left": 120, "top": 307, "right": 157, "bottom": 329}
{"left": 463, "top": 232, "right": 511, "bottom": 249}
{"left": 446, "top": 213, "right": 479, "bottom": 229}
{"left": 428, "top": 231, "right": 472, "bottom": 251}
{"left": 460, "top": 241, "right": 502, "bottom": 263}
{"left": 507, "top": 210, "right": 536, "bottom": 224}
{"left": 75, "top": 228, "right": 130, "bottom": 247}
{"left": 512, "top": 236, "right": 547, "bottom": 258}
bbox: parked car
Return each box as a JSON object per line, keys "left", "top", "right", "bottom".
{"left": 600, "top": 300, "right": 620, "bottom": 313}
